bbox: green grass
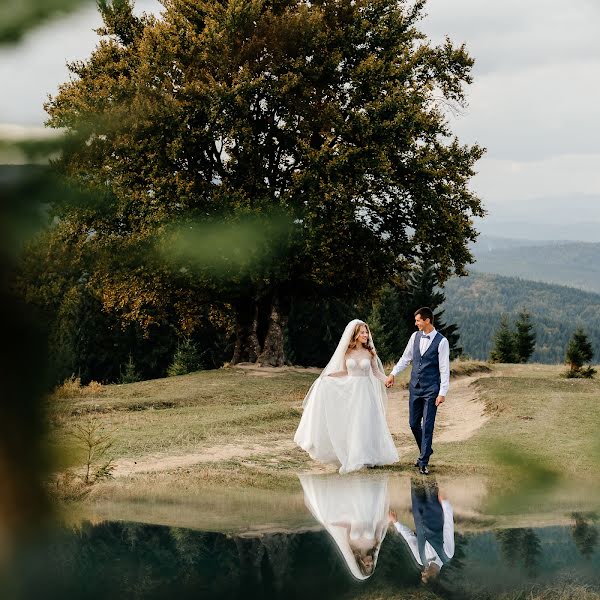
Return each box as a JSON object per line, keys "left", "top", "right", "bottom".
{"left": 48, "top": 362, "right": 600, "bottom": 511}
{"left": 47, "top": 368, "right": 315, "bottom": 467}
{"left": 432, "top": 363, "right": 600, "bottom": 514}
{"left": 437, "top": 364, "right": 600, "bottom": 473}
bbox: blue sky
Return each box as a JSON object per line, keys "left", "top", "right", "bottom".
{"left": 1, "top": 0, "right": 599, "bottom": 238}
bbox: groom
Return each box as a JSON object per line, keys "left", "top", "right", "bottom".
{"left": 385, "top": 307, "right": 450, "bottom": 475}
{"left": 388, "top": 477, "right": 455, "bottom": 582}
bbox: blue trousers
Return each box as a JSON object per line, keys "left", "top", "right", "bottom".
{"left": 409, "top": 389, "right": 438, "bottom": 466}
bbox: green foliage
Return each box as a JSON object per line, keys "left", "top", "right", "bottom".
{"left": 41, "top": 0, "right": 484, "bottom": 365}
{"left": 369, "top": 263, "right": 462, "bottom": 363}
{"left": 285, "top": 296, "right": 370, "bottom": 367}
{"left": 15, "top": 204, "right": 236, "bottom": 382}
{"left": 443, "top": 272, "right": 600, "bottom": 363}
{"left": 119, "top": 354, "right": 141, "bottom": 384}
{"left": 496, "top": 528, "right": 542, "bottom": 576}
{"left": 564, "top": 366, "right": 596, "bottom": 379}
{"left": 70, "top": 418, "right": 114, "bottom": 485}
{"left": 489, "top": 316, "right": 518, "bottom": 363}
{"left": 167, "top": 337, "right": 203, "bottom": 377}
{"left": 369, "top": 283, "right": 413, "bottom": 364}
{"left": 515, "top": 310, "right": 536, "bottom": 363}
{"left": 565, "top": 328, "right": 595, "bottom": 378}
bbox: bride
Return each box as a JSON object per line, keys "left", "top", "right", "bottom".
{"left": 294, "top": 319, "right": 399, "bottom": 474}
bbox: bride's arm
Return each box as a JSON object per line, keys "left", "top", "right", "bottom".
{"left": 371, "top": 355, "right": 387, "bottom": 383}
{"left": 328, "top": 368, "right": 348, "bottom": 377}
{"left": 327, "top": 354, "right": 348, "bottom": 377}
{"left": 327, "top": 353, "right": 348, "bottom": 377}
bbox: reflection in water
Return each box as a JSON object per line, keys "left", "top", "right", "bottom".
{"left": 298, "top": 472, "right": 389, "bottom": 580}
{"left": 389, "top": 476, "right": 454, "bottom": 583}
{"left": 572, "top": 512, "right": 599, "bottom": 559}
{"left": 2, "top": 474, "right": 600, "bottom": 599}
{"left": 496, "top": 528, "right": 541, "bottom": 576}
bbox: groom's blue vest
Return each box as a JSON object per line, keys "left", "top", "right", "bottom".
{"left": 410, "top": 331, "right": 444, "bottom": 395}
{"left": 412, "top": 483, "right": 453, "bottom": 566}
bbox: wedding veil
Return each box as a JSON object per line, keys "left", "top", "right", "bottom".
{"left": 301, "top": 319, "right": 388, "bottom": 413}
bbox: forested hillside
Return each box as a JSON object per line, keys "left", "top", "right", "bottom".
{"left": 443, "top": 272, "right": 600, "bottom": 363}
{"left": 471, "top": 237, "right": 600, "bottom": 293}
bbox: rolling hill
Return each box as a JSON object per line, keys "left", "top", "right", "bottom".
{"left": 471, "top": 236, "right": 600, "bottom": 294}
{"left": 442, "top": 272, "right": 600, "bottom": 363}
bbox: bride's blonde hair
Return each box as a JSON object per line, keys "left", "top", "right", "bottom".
{"left": 347, "top": 321, "right": 376, "bottom": 357}
{"left": 351, "top": 544, "right": 378, "bottom": 577}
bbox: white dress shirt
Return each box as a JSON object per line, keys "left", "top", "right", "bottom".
{"left": 390, "top": 328, "right": 450, "bottom": 396}
{"left": 393, "top": 500, "right": 455, "bottom": 568}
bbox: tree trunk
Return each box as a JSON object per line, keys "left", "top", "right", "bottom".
{"left": 231, "top": 301, "right": 260, "bottom": 364}
{"left": 258, "top": 296, "right": 288, "bottom": 367}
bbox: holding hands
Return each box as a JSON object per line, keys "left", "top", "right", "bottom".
{"left": 385, "top": 374, "right": 394, "bottom": 388}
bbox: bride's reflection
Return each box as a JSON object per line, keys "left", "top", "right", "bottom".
{"left": 388, "top": 476, "right": 455, "bottom": 583}
{"left": 299, "top": 472, "right": 390, "bottom": 580}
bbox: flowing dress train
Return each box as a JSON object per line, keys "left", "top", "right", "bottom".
{"left": 294, "top": 355, "right": 399, "bottom": 474}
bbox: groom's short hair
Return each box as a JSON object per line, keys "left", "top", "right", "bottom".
{"left": 415, "top": 307, "right": 434, "bottom": 323}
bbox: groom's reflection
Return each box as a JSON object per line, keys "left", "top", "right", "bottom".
{"left": 298, "top": 472, "right": 390, "bottom": 580}
{"left": 388, "top": 476, "right": 455, "bottom": 583}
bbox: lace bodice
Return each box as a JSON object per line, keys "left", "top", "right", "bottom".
{"left": 346, "top": 357, "right": 372, "bottom": 377}
{"left": 335, "top": 352, "right": 387, "bottom": 383}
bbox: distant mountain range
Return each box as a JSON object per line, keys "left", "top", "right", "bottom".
{"left": 477, "top": 193, "right": 600, "bottom": 242}
{"left": 442, "top": 272, "right": 600, "bottom": 363}
{"left": 477, "top": 220, "right": 600, "bottom": 243}
{"left": 470, "top": 236, "right": 600, "bottom": 294}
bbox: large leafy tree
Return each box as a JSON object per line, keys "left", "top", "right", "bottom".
{"left": 44, "top": 0, "right": 484, "bottom": 366}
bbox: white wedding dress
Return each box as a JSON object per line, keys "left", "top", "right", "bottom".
{"left": 298, "top": 472, "right": 390, "bottom": 580}
{"left": 294, "top": 320, "right": 399, "bottom": 474}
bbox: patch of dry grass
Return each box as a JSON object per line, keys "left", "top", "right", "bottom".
{"left": 450, "top": 358, "right": 492, "bottom": 377}
{"left": 46, "top": 368, "right": 315, "bottom": 469}
{"left": 51, "top": 376, "right": 104, "bottom": 399}
{"left": 434, "top": 363, "right": 600, "bottom": 511}
{"left": 47, "top": 361, "right": 600, "bottom": 510}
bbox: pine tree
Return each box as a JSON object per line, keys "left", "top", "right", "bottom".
{"left": 368, "top": 283, "right": 411, "bottom": 364}
{"left": 489, "top": 316, "right": 517, "bottom": 363}
{"left": 119, "top": 353, "right": 141, "bottom": 384}
{"left": 515, "top": 310, "right": 536, "bottom": 363}
{"left": 167, "top": 337, "right": 202, "bottom": 377}
{"left": 369, "top": 263, "right": 463, "bottom": 363}
{"left": 565, "top": 328, "right": 595, "bottom": 378}
{"left": 408, "top": 264, "right": 463, "bottom": 359}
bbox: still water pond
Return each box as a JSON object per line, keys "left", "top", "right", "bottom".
{"left": 9, "top": 473, "right": 600, "bottom": 599}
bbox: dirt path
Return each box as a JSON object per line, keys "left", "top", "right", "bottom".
{"left": 387, "top": 375, "right": 490, "bottom": 449}
{"left": 112, "top": 372, "right": 490, "bottom": 477}
{"left": 112, "top": 439, "right": 297, "bottom": 477}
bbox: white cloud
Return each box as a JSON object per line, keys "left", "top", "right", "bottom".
{"left": 473, "top": 154, "right": 600, "bottom": 205}
{"left": 1, "top": 0, "right": 599, "bottom": 236}
{"left": 0, "top": 0, "right": 161, "bottom": 125}
{"left": 448, "top": 61, "right": 600, "bottom": 161}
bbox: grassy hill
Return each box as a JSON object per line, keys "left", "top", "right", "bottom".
{"left": 471, "top": 236, "right": 600, "bottom": 293}
{"left": 442, "top": 271, "right": 600, "bottom": 363}
{"left": 49, "top": 363, "right": 600, "bottom": 518}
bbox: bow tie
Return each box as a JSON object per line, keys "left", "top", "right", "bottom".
{"left": 422, "top": 335, "right": 430, "bottom": 340}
